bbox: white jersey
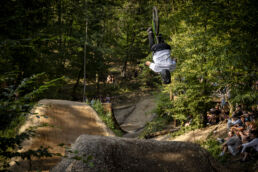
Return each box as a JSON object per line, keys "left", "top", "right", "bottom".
{"left": 149, "top": 49, "right": 176, "bottom": 73}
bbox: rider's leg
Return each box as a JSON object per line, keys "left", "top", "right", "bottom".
{"left": 157, "top": 34, "right": 164, "bottom": 43}
{"left": 147, "top": 27, "right": 155, "bottom": 50}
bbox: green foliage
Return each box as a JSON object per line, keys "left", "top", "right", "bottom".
{"left": 169, "top": 125, "right": 199, "bottom": 138}
{"left": 0, "top": 0, "right": 257, "bottom": 157}
{"left": 139, "top": 115, "right": 170, "bottom": 139}
{"left": 0, "top": 73, "right": 64, "bottom": 170}
{"left": 153, "top": 92, "right": 173, "bottom": 117}
{"left": 90, "top": 100, "right": 123, "bottom": 136}
{"left": 151, "top": 0, "right": 257, "bottom": 127}
{"left": 199, "top": 138, "right": 229, "bottom": 163}
{"left": 0, "top": 73, "right": 64, "bottom": 135}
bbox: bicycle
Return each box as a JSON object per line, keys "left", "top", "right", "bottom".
{"left": 152, "top": 6, "right": 159, "bottom": 44}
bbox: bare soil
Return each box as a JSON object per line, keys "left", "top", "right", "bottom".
{"left": 10, "top": 99, "right": 114, "bottom": 172}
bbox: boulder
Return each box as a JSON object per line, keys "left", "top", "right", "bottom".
{"left": 52, "top": 135, "right": 227, "bottom": 172}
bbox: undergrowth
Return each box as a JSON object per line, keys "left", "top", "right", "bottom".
{"left": 89, "top": 100, "right": 123, "bottom": 137}
{"left": 198, "top": 138, "right": 229, "bottom": 162}
{"left": 139, "top": 115, "right": 170, "bottom": 138}
{"left": 0, "top": 73, "right": 64, "bottom": 171}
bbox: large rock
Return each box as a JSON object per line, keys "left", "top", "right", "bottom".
{"left": 52, "top": 135, "right": 227, "bottom": 172}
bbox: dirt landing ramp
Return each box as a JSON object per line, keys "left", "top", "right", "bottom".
{"left": 113, "top": 96, "right": 157, "bottom": 138}
{"left": 11, "top": 99, "right": 114, "bottom": 172}
{"left": 52, "top": 134, "right": 228, "bottom": 172}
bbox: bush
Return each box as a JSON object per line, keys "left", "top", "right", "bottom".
{"left": 199, "top": 138, "right": 228, "bottom": 163}
{"left": 0, "top": 73, "right": 64, "bottom": 170}
{"left": 139, "top": 115, "right": 170, "bottom": 139}
{"left": 89, "top": 100, "right": 123, "bottom": 136}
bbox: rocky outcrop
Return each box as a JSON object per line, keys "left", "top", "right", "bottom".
{"left": 52, "top": 135, "right": 227, "bottom": 172}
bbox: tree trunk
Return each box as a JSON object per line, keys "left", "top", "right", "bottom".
{"left": 72, "top": 69, "right": 82, "bottom": 100}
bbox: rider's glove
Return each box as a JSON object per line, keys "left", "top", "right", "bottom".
{"left": 147, "top": 27, "right": 153, "bottom": 33}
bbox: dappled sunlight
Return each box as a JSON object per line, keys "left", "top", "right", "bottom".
{"left": 11, "top": 99, "right": 114, "bottom": 171}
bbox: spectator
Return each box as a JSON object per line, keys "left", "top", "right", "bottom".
{"left": 233, "top": 105, "right": 243, "bottom": 118}
{"left": 219, "top": 109, "right": 229, "bottom": 121}
{"left": 241, "top": 131, "right": 258, "bottom": 161}
{"left": 217, "top": 131, "right": 234, "bottom": 144}
{"left": 219, "top": 133, "right": 242, "bottom": 156}
{"left": 250, "top": 106, "right": 258, "bottom": 121}
{"left": 185, "top": 115, "right": 193, "bottom": 127}
{"left": 230, "top": 116, "right": 245, "bottom": 135}
{"left": 105, "top": 96, "right": 111, "bottom": 103}
{"left": 227, "top": 114, "right": 242, "bottom": 130}
{"left": 90, "top": 98, "right": 96, "bottom": 105}
{"left": 106, "top": 75, "right": 112, "bottom": 84}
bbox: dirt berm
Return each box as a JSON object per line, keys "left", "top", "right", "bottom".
{"left": 11, "top": 99, "right": 114, "bottom": 172}
{"left": 52, "top": 134, "right": 228, "bottom": 172}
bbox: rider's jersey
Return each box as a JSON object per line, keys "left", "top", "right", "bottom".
{"left": 149, "top": 49, "right": 176, "bottom": 73}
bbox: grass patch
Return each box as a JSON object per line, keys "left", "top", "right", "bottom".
{"left": 198, "top": 138, "right": 229, "bottom": 163}
{"left": 89, "top": 100, "right": 123, "bottom": 137}
{"left": 168, "top": 125, "right": 199, "bottom": 138}
{"left": 139, "top": 115, "right": 170, "bottom": 138}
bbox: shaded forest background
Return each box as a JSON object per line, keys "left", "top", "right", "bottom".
{"left": 1, "top": 0, "right": 257, "bottom": 127}
{"left": 0, "top": 0, "right": 257, "bottom": 168}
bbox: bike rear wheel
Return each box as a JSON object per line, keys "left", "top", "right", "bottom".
{"left": 152, "top": 6, "right": 159, "bottom": 43}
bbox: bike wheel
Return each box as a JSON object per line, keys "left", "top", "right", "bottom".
{"left": 152, "top": 6, "right": 159, "bottom": 43}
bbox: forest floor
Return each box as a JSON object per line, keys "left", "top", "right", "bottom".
{"left": 113, "top": 94, "right": 157, "bottom": 138}
{"left": 112, "top": 91, "right": 258, "bottom": 172}
{"left": 13, "top": 86, "right": 257, "bottom": 171}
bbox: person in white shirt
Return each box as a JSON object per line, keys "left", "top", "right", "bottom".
{"left": 241, "top": 131, "right": 258, "bottom": 161}
{"left": 145, "top": 27, "right": 176, "bottom": 84}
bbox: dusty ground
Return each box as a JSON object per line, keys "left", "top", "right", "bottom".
{"left": 113, "top": 95, "right": 157, "bottom": 138}
{"left": 153, "top": 122, "right": 258, "bottom": 172}
{"left": 11, "top": 99, "right": 114, "bottom": 172}
{"left": 11, "top": 95, "right": 255, "bottom": 171}
{"left": 155, "top": 122, "right": 228, "bottom": 142}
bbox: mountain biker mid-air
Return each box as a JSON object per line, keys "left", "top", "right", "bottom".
{"left": 145, "top": 27, "right": 176, "bottom": 84}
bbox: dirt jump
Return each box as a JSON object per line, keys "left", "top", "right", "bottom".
{"left": 10, "top": 97, "right": 228, "bottom": 172}
{"left": 113, "top": 95, "right": 157, "bottom": 138}
{"left": 11, "top": 99, "right": 114, "bottom": 172}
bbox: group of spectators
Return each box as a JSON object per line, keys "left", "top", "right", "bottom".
{"left": 207, "top": 103, "right": 230, "bottom": 125}
{"left": 90, "top": 96, "right": 111, "bottom": 105}
{"left": 215, "top": 105, "right": 258, "bottom": 161}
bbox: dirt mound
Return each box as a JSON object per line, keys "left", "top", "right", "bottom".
{"left": 52, "top": 134, "right": 227, "bottom": 172}
{"left": 113, "top": 96, "right": 157, "bottom": 137}
{"left": 11, "top": 99, "right": 114, "bottom": 172}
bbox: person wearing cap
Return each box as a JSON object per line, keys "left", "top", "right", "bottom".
{"left": 145, "top": 27, "right": 176, "bottom": 84}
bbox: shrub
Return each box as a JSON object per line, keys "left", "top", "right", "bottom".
{"left": 0, "top": 73, "right": 64, "bottom": 170}
{"left": 90, "top": 100, "right": 123, "bottom": 136}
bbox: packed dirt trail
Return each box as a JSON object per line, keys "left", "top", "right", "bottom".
{"left": 113, "top": 95, "right": 157, "bottom": 138}
{"left": 155, "top": 122, "right": 228, "bottom": 142}
{"left": 11, "top": 96, "right": 157, "bottom": 171}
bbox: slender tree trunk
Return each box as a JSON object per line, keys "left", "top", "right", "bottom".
{"left": 202, "top": 22, "right": 209, "bottom": 126}
{"left": 72, "top": 69, "right": 82, "bottom": 100}
{"left": 83, "top": 0, "right": 88, "bottom": 102}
